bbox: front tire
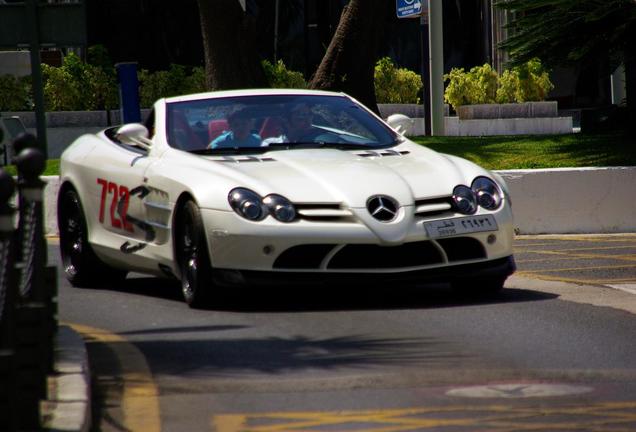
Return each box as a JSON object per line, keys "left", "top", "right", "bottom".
{"left": 175, "top": 200, "right": 213, "bottom": 308}
{"left": 58, "top": 188, "right": 127, "bottom": 287}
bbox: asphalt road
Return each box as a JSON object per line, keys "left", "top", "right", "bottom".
{"left": 52, "top": 236, "right": 636, "bottom": 432}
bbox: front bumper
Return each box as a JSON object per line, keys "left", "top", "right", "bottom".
{"left": 200, "top": 205, "right": 515, "bottom": 272}
{"left": 213, "top": 255, "right": 516, "bottom": 287}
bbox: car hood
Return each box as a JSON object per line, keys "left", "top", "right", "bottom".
{"left": 202, "top": 142, "right": 484, "bottom": 208}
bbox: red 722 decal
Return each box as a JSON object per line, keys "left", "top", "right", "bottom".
{"left": 97, "top": 178, "right": 133, "bottom": 232}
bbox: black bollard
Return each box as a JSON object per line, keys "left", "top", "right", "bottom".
{"left": 13, "top": 146, "right": 46, "bottom": 302}
{"left": 0, "top": 169, "right": 17, "bottom": 431}
{"left": 12, "top": 144, "right": 51, "bottom": 430}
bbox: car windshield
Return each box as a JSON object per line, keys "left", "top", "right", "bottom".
{"left": 165, "top": 94, "right": 401, "bottom": 153}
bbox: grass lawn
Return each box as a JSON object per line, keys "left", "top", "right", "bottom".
{"left": 1, "top": 132, "right": 633, "bottom": 176}
{"left": 412, "top": 131, "right": 636, "bottom": 170}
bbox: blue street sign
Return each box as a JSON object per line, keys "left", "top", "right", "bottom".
{"left": 396, "top": 0, "right": 424, "bottom": 18}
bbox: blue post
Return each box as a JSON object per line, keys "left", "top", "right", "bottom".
{"left": 115, "top": 62, "right": 141, "bottom": 124}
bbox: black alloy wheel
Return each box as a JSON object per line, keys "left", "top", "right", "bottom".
{"left": 176, "top": 200, "right": 213, "bottom": 308}
{"left": 58, "top": 188, "right": 126, "bottom": 287}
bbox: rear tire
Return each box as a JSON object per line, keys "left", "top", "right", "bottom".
{"left": 175, "top": 200, "right": 213, "bottom": 308}
{"left": 58, "top": 188, "right": 127, "bottom": 287}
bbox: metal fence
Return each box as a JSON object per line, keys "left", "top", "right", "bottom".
{"left": 0, "top": 131, "right": 58, "bottom": 431}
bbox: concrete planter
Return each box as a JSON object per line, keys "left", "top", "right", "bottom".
{"left": 378, "top": 103, "right": 450, "bottom": 119}
{"left": 457, "top": 101, "right": 558, "bottom": 120}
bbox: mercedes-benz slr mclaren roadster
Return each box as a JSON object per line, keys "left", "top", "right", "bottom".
{"left": 58, "top": 89, "right": 515, "bottom": 307}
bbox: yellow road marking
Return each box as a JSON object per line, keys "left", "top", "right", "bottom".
{"left": 67, "top": 323, "right": 161, "bottom": 432}
{"left": 213, "top": 402, "right": 636, "bottom": 431}
{"left": 515, "top": 256, "right": 619, "bottom": 264}
{"left": 517, "top": 263, "right": 636, "bottom": 274}
{"left": 516, "top": 235, "right": 636, "bottom": 242}
{"left": 515, "top": 273, "right": 636, "bottom": 285}
{"left": 513, "top": 249, "right": 636, "bottom": 263}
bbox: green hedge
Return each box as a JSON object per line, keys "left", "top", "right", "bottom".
{"left": 444, "top": 59, "right": 554, "bottom": 111}
{"left": 374, "top": 57, "right": 422, "bottom": 104}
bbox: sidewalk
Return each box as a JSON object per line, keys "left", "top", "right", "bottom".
{"left": 41, "top": 325, "right": 91, "bottom": 432}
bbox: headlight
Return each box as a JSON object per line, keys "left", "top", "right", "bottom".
{"left": 263, "top": 194, "right": 296, "bottom": 222}
{"left": 452, "top": 185, "right": 477, "bottom": 215}
{"left": 228, "top": 188, "right": 266, "bottom": 221}
{"left": 472, "top": 177, "right": 503, "bottom": 211}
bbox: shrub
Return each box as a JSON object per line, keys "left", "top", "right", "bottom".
{"left": 0, "top": 74, "right": 31, "bottom": 111}
{"left": 262, "top": 59, "right": 307, "bottom": 89}
{"left": 444, "top": 68, "right": 478, "bottom": 109}
{"left": 515, "top": 58, "right": 554, "bottom": 102}
{"left": 496, "top": 69, "right": 520, "bottom": 104}
{"left": 139, "top": 65, "right": 206, "bottom": 108}
{"left": 41, "top": 52, "right": 118, "bottom": 111}
{"left": 374, "top": 57, "right": 422, "bottom": 104}
{"left": 445, "top": 58, "right": 554, "bottom": 110}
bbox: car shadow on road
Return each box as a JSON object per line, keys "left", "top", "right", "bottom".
{"left": 95, "top": 275, "right": 558, "bottom": 313}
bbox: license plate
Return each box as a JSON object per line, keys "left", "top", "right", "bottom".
{"left": 424, "top": 215, "right": 498, "bottom": 239}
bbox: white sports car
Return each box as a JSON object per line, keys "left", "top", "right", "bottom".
{"left": 58, "top": 89, "right": 515, "bottom": 307}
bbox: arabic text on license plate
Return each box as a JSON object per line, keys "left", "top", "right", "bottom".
{"left": 424, "top": 215, "right": 498, "bottom": 239}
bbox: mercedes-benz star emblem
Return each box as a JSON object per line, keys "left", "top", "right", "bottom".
{"left": 367, "top": 195, "right": 399, "bottom": 222}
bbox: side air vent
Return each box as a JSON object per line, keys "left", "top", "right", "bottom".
{"left": 356, "top": 150, "right": 410, "bottom": 158}
{"left": 214, "top": 156, "right": 276, "bottom": 163}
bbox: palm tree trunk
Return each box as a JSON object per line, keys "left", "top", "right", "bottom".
{"left": 197, "top": 0, "right": 266, "bottom": 90}
{"left": 309, "top": 0, "right": 390, "bottom": 115}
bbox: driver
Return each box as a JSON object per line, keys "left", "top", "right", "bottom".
{"left": 209, "top": 109, "right": 261, "bottom": 149}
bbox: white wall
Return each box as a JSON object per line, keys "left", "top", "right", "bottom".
{"left": 498, "top": 167, "right": 636, "bottom": 234}
{"left": 40, "top": 167, "right": 636, "bottom": 236}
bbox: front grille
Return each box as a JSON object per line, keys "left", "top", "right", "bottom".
{"left": 437, "top": 237, "right": 486, "bottom": 262}
{"left": 273, "top": 244, "right": 336, "bottom": 269}
{"left": 328, "top": 241, "right": 443, "bottom": 269}
{"left": 272, "top": 238, "right": 486, "bottom": 271}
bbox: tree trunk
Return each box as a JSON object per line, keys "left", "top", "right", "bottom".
{"left": 625, "top": 45, "right": 636, "bottom": 132}
{"left": 197, "top": 0, "right": 267, "bottom": 90}
{"left": 309, "top": 0, "right": 389, "bottom": 115}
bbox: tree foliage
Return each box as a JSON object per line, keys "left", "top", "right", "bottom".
{"left": 497, "top": 0, "right": 636, "bottom": 126}
{"left": 498, "top": 0, "right": 636, "bottom": 68}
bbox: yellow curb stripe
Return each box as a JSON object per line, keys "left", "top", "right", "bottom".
{"left": 67, "top": 323, "right": 161, "bottom": 432}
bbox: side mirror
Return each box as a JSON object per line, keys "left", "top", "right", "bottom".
{"left": 116, "top": 123, "right": 152, "bottom": 150}
{"left": 386, "top": 113, "right": 414, "bottom": 136}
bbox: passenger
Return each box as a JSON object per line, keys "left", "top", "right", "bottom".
{"left": 209, "top": 109, "right": 261, "bottom": 149}
{"left": 262, "top": 103, "right": 322, "bottom": 145}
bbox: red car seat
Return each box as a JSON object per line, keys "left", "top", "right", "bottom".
{"left": 259, "top": 117, "right": 286, "bottom": 139}
{"left": 208, "top": 119, "right": 229, "bottom": 141}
